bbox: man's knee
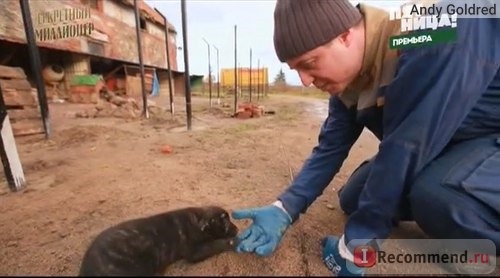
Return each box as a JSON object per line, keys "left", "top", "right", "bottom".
{"left": 409, "top": 136, "right": 500, "bottom": 249}
{"left": 409, "top": 181, "right": 458, "bottom": 237}
{"left": 411, "top": 136, "right": 500, "bottom": 217}
{"left": 338, "top": 187, "right": 357, "bottom": 215}
{"left": 338, "top": 159, "right": 373, "bottom": 215}
{"left": 410, "top": 179, "right": 500, "bottom": 251}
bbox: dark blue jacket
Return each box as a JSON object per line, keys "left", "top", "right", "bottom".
{"left": 277, "top": 14, "right": 500, "bottom": 247}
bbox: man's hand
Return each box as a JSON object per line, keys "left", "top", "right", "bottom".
{"left": 322, "top": 235, "right": 365, "bottom": 276}
{"left": 231, "top": 204, "right": 292, "bottom": 256}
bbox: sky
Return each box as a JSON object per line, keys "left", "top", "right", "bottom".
{"left": 145, "top": 0, "right": 407, "bottom": 86}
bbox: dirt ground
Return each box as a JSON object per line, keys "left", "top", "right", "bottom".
{"left": 0, "top": 92, "right": 497, "bottom": 276}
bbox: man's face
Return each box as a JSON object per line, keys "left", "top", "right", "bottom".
{"left": 286, "top": 29, "right": 364, "bottom": 95}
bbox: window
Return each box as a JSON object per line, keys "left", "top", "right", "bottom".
{"left": 88, "top": 41, "right": 104, "bottom": 56}
{"left": 81, "top": 0, "right": 98, "bottom": 9}
{"left": 140, "top": 17, "right": 147, "bottom": 31}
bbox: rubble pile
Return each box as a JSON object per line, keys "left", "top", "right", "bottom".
{"left": 235, "top": 102, "right": 265, "bottom": 119}
{"left": 75, "top": 90, "right": 142, "bottom": 119}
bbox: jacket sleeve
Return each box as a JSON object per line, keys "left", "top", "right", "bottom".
{"left": 344, "top": 18, "right": 500, "bottom": 248}
{"left": 278, "top": 95, "right": 364, "bottom": 222}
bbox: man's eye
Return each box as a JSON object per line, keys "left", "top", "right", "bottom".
{"left": 303, "top": 60, "right": 316, "bottom": 70}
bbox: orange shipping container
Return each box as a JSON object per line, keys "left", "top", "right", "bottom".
{"left": 220, "top": 68, "right": 268, "bottom": 88}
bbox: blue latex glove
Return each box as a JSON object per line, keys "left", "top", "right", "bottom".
{"left": 322, "top": 235, "right": 365, "bottom": 276}
{"left": 231, "top": 205, "right": 292, "bottom": 256}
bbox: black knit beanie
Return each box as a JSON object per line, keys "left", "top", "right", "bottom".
{"left": 273, "top": 0, "right": 362, "bottom": 62}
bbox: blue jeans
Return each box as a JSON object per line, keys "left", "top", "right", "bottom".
{"left": 338, "top": 135, "right": 500, "bottom": 253}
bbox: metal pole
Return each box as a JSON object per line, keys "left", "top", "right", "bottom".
{"left": 19, "top": 0, "right": 50, "bottom": 139}
{"left": 213, "top": 45, "right": 220, "bottom": 105}
{"left": 202, "top": 38, "right": 212, "bottom": 108}
{"left": 257, "top": 59, "right": 260, "bottom": 101}
{"left": 260, "top": 64, "right": 264, "bottom": 100}
{"left": 238, "top": 64, "right": 242, "bottom": 99}
{"left": 262, "top": 65, "right": 265, "bottom": 98}
{"left": 249, "top": 48, "right": 252, "bottom": 103}
{"left": 154, "top": 8, "right": 175, "bottom": 115}
{"left": 0, "top": 84, "right": 25, "bottom": 192}
{"left": 134, "top": 0, "right": 148, "bottom": 118}
{"left": 264, "top": 65, "right": 267, "bottom": 97}
{"left": 233, "top": 25, "right": 237, "bottom": 116}
{"left": 181, "top": 0, "right": 192, "bottom": 130}
{"left": 0, "top": 85, "right": 12, "bottom": 188}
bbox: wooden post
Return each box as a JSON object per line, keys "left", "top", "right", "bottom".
{"left": 154, "top": 8, "right": 175, "bottom": 115}
{"left": 134, "top": 0, "right": 149, "bottom": 119}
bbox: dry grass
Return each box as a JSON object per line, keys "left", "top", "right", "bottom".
{"left": 268, "top": 85, "right": 330, "bottom": 100}
{"left": 192, "top": 85, "right": 330, "bottom": 103}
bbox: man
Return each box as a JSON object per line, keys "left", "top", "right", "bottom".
{"left": 231, "top": 0, "right": 500, "bottom": 276}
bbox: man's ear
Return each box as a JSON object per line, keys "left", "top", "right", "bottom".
{"left": 338, "top": 31, "right": 351, "bottom": 47}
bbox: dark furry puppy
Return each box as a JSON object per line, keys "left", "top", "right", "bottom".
{"left": 78, "top": 206, "right": 239, "bottom": 276}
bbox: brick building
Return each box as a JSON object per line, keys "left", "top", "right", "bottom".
{"left": 0, "top": 0, "right": 185, "bottom": 102}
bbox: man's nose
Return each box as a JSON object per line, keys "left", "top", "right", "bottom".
{"left": 298, "top": 71, "right": 314, "bottom": 87}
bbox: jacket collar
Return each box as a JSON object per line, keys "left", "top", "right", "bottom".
{"left": 339, "top": 4, "right": 401, "bottom": 108}
{"left": 354, "top": 3, "right": 395, "bottom": 90}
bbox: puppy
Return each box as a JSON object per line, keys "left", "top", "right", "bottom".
{"left": 78, "top": 205, "right": 239, "bottom": 276}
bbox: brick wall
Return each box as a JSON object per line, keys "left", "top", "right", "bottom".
{"left": 0, "top": 0, "right": 178, "bottom": 71}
